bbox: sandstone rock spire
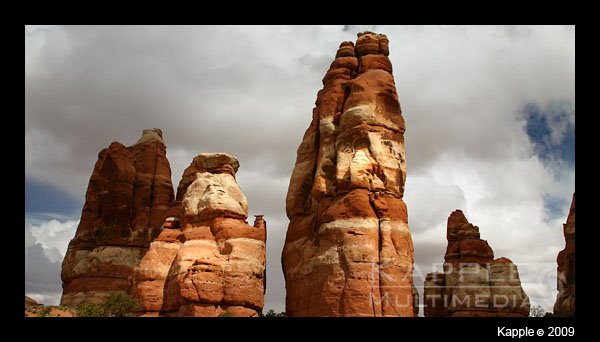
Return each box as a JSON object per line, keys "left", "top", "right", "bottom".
{"left": 131, "top": 153, "right": 267, "bottom": 317}
{"left": 282, "top": 32, "right": 415, "bottom": 316}
{"left": 423, "top": 210, "right": 530, "bottom": 317}
{"left": 60, "top": 128, "right": 175, "bottom": 306}
{"left": 553, "top": 193, "right": 575, "bottom": 316}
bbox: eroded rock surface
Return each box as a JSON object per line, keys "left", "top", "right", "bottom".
{"left": 282, "top": 32, "right": 415, "bottom": 316}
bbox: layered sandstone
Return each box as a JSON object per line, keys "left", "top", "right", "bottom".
{"left": 60, "top": 129, "right": 174, "bottom": 306}
{"left": 131, "top": 153, "right": 266, "bottom": 317}
{"left": 423, "top": 210, "right": 530, "bottom": 317}
{"left": 282, "top": 32, "right": 415, "bottom": 316}
{"left": 553, "top": 193, "right": 575, "bottom": 316}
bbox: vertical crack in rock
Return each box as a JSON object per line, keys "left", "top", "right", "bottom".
{"left": 310, "top": 126, "right": 321, "bottom": 240}
{"left": 375, "top": 216, "right": 382, "bottom": 317}
{"left": 147, "top": 138, "right": 159, "bottom": 239}
{"left": 368, "top": 193, "right": 383, "bottom": 317}
{"left": 336, "top": 244, "right": 350, "bottom": 315}
{"left": 282, "top": 32, "right": 415, "bottom": 317}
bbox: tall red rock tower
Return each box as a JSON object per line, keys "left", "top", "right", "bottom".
{"left": 553, "top": 193, "right": 575, "bottom": 316}
{"left": 282, "top": 32, "right": 415, "bottom": 316}
{"left": 60, "top": 128, "right": 175, "bottom": 305}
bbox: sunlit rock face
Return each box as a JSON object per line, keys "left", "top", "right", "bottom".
{"left": 131, "top": 153, "right": 267, "bottom": 317}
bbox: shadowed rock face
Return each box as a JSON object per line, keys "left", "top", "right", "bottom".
{"left": 60, "top": 128, "right": 174, "bottom": 306}
{"left": 282, "top": 32, "right": 415, "bottom": 317}
{"left": 131, "top": 153, "right": 267, "bottom": 317}
{"left": 423, "top": 210, "right": 530, "bottom": 317}
{"left": 553, "top": 193, "right": 575, "bottom": 316}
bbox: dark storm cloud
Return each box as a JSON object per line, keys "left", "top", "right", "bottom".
{"left": 25, "top": 177, "right": 82, "bottom": 215}
{"left": 26, "top": 26, "right": 351, "bottom": 194}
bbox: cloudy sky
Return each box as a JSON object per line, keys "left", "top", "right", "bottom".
{"left": 25, "top": 25, "right": 574, "bottom": 314}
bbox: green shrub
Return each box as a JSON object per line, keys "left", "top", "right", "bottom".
{"left": 75, "top": 291, "right": 140, "bottom": 317}
{"left": 76, "top": 302, "right": 107, "bottom": 317}
{"left": 263, "top": 309, "right": 286, "bottom": 317}
{"left": 529, "top": 304, "right": 546, "bottom": 317}
{"left": 218, "top": 311, "right": 234, "bottom": 317}
{"left": 104, "top": 291, "right": 139, "bottom": 317}
{"left": 36, "top": 306, "right": 52, "bottom": 317}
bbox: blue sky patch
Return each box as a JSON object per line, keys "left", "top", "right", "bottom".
{"left": 523, "top": 102, "right": 575, "bottom": 166}
{"left": 25, "top": 177, "right": 83, "bottom": 221}
{"left": 522, "top": 101, "right": 575, "bottom": 222}
{"left": 542, "top": 194, "right": 570, "bottom": 222}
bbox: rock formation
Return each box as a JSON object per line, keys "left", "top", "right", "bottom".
{"left": 553, "top": 193, "right": 575, "bottom": 316}
{"left": 282, "top": 32, "right": 415, "bottom": 316}
{"left": 60, "top": 129, "right": 174, "bottom": 306}
{"left": 25, "top": 296, "right": 39, "bottom": 309}
{"left": 131, "top": 153, "right": 267, "bottom": 317}
{"left": 423, "top": 210, "right": 530, "bottom": 317}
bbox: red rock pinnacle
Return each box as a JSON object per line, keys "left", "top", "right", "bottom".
{"left": 282, "top": 32, "right": 415, "bottom": 317}
{"left": 60, "top": 128, "right": 174, "bottom": 306}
